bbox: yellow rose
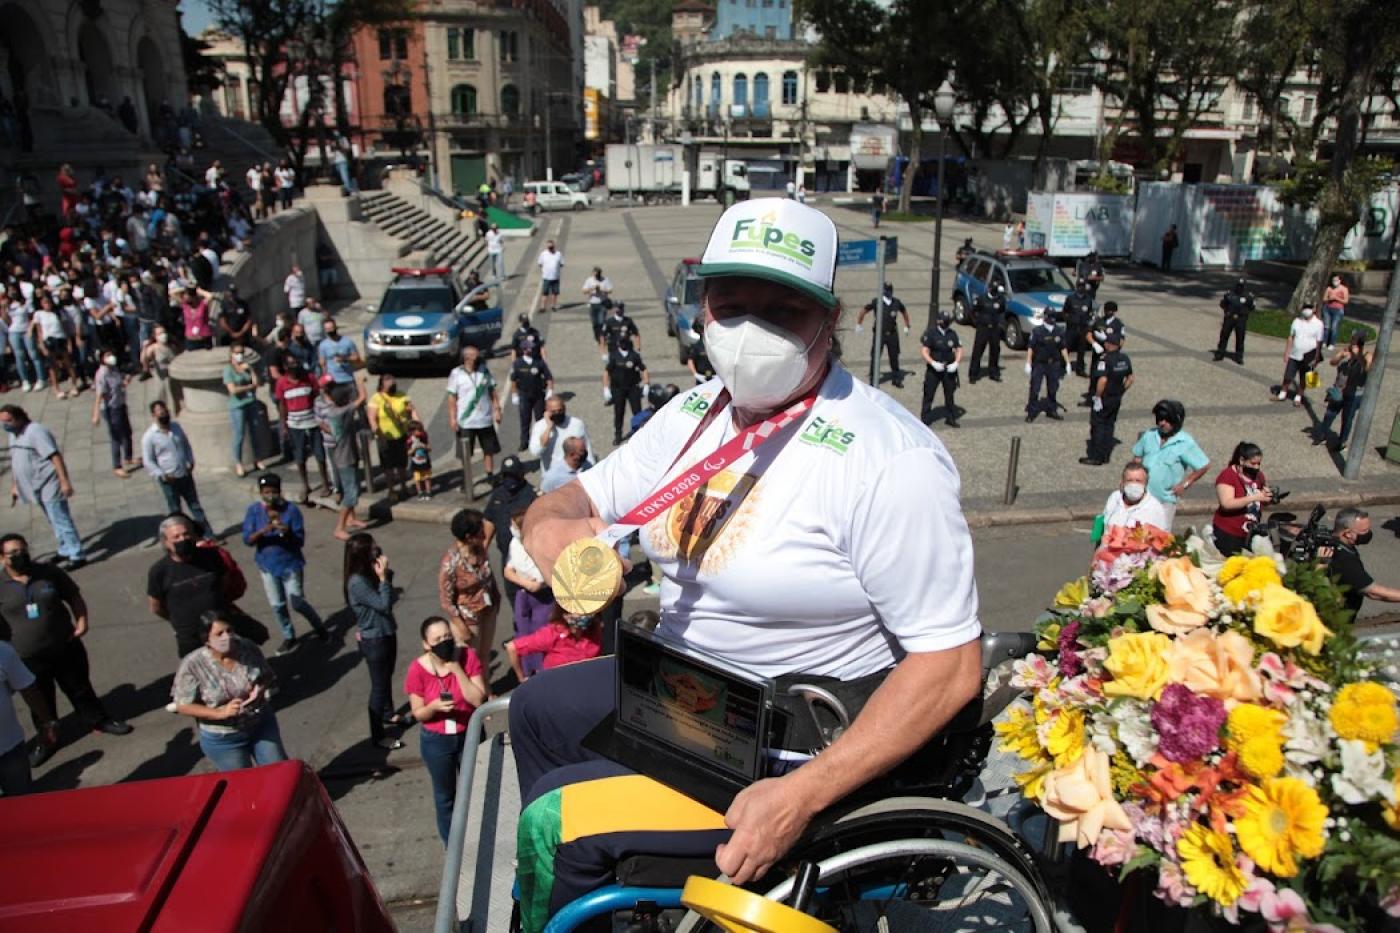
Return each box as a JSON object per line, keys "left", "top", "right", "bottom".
{"left": 1253, "top": 585, "right": 1331, "bottom": 655}
{"left": 1103, "top": 631, "right": 1173, "bottom": 700}
{"left": 1221, "top": 556, "right": 1283, "bottom": 607}
{"left": 1147, "top": 557, "right": 1214, "bottom": 636}
{"left": 1165, "top": 628, "right": 1262, "bottom": 704}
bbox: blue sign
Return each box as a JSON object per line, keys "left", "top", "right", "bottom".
{"left": 837, "top": 240, "right": 878, "bottom": 266}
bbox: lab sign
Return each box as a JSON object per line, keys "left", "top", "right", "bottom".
{"left": 1024, "top": 192, "right": 1134, "bottom": 258}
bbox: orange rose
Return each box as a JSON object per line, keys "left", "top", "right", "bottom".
{"left": 1165, "top": 628, "right": 1262, "bottom": 705}
{"left": 1147, "top": 557, "right": 1215, "bottom": 636}
{"left": 1041, "top": 746, "right": 1134, "bottom": 848}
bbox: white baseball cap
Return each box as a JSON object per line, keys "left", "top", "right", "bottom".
{"left": 696, "top": 198, "right": 839, "bottom": 309}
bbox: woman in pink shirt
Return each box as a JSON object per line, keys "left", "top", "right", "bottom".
{"left": 505, "top": 608, "right": 602, "bottom": 681}
{"left": 180, "top": 285, "right": 215, "bottom": 350}
{"left": 1321, "top": 273, "right": 1350, "bottom": 350}
{"left": 405, "top": 616, "right": 488, "bottom": 844}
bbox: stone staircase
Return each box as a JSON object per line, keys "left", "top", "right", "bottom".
{"left": 357, "top": 189, "right": 487, "bottom": 285}
{"left": 197, "top": 115, "right": 283, "bottom": 178}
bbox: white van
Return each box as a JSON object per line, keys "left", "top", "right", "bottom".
{"left": 522, "top": 180, "right": 590, "bottom": 212}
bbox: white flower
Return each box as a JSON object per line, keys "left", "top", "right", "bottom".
{"left": 1109, "top": 698, "right": 1158, "bottom": 767}
{"left": 1010, "top": 654, "right": 1055, "bottom": 691}
{"left": 1283, "top": 704, "right": 1332, "bottom": 769}
{"left": 1088, "top": 713, "right": 1117, "bottom": 756}
{"left": 1331, "top": 739, "right": 1398, "bottom": 805}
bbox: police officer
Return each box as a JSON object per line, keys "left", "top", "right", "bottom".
{"left": 1025, "top": 309, "right": 1068, "bottom": 422}
{"left": 1213, "top": 278, "right": 1255, "bottom": 364}
{"left": 1080, "top": 300, "right": 1124, "bottom": 406}
{"left": 968, "top": 283, "right": 1006, "bottom": 383}
{"left": 920, "top": 312, "right": 963, "bottom": 428}
{"left": 598, "top": 301, "right": 641, "bottom": 358}
{"left": 602, "top": 335, "right": 648, "bottom": 444}
{"left": 1080, "top": 331, "right": 1134, "bottom": 466}
{"left": 685, "top": 317, "right": 715, "bottom": 384}
{"left": 511, "top": 312, "right": 546, "bottom": 361}
{"left": 509, "top": 343, "right": 554, "bottom": 450}
{"left": 1062, "top": 278, "right": 1095, "bottom": 376}
{"left": 1076, "top": 250, "right": 1106, "bottom": 298}
{"left": 856, "top": 283, "right": 912, "bottom": 388}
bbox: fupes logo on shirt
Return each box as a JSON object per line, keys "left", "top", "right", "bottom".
{"left": 799, "top": 417, "right": 855, "bottom": 455}
{"left": 729, "top": 212, "right": 817, "bottom": 269}
{"left": 679, "top": 392, "right": 714, "bottom": 420}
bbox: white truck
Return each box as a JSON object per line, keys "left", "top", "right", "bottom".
{"left": 604, "top": 143, "right": 749, "bottom": 202}
{"left": 1024, "top": 191, "right": 1134, "bottom": 259}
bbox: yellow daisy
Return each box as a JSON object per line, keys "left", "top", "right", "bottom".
{"left": 1329, "top": 682, "right": 1399, "bottom": 752}
{"left": 1177, "top": 823, "right": 1249, "bottom": 906}
{"left": 1235, "top": 778, "right": 1328, "bottom": 878}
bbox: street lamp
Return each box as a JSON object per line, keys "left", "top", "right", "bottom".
{"left": 927, "top": 79, "right": 956, "bottom": 329}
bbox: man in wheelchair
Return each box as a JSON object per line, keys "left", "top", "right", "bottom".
{"left": 516, "top": 200, "right": 984, "bottom": 932}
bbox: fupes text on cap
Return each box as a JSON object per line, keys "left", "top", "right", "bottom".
{"left": 730, "top": 215, "right": 817, "bottom": 267}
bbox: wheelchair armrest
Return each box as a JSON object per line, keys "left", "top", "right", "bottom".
{"left": 980, "top": 631, "right": 1039, "bottom": 676}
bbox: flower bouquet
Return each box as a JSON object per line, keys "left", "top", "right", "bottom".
{"left": 997, "top": 525, "right": 1400, "bottom": 930}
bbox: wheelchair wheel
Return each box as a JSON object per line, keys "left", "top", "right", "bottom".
{"left": 677, "top": 798, "right": 1056, "bottom": 933}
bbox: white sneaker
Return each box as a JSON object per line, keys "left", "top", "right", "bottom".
{"left": 21, "top": 382, "right": 31, "bottom": 392}
{"left": 1276, "top": 390, "right": 1286, "bottom": 400}
{"left": 34, "top": 380, "right": 46, "bottom": 390}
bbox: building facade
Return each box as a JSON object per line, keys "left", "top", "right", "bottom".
{"left": 710, "top": 0, "right": 792, "bottom": 41}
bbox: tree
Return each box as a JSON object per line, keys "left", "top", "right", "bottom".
{"left": 182, "top": 31, "right": 225, "bottom": 98}
{"left": 1088, "top": 0, "right": 1243, "bottom": 176}
{"left": 797, "top": 0, "right": 959, "bottom": 213}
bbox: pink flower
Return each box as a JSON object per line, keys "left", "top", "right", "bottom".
{"left": 1383, "top": 885, "right": 1400, "bottom": 918}
{"left": 1011, "top": 654, "right": 1055, "bottom": 691}
{"left": 1058, "top": 621, "right": 1085, "bottom": 677}
{"left": 1260, "top": 887, "right": 1309, "bottom": 930}
{"left": 1154, "top": 857, "right": 1197, "bottom": 908}
{"left": 1151, "top": 684, "right": 1227, "bottom": 763}
{"left": 1257, "top": 652, "right": 1329, "bottom": 706}
{"left": 1090, "top": 826, "right": 1137, "bottom": 867}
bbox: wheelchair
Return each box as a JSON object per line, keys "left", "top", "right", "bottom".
{"left": 437, "top": 630, "right": 1059, "bottom": 933}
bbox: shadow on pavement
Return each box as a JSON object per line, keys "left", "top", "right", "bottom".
{"left": 79, "top": 514, "right": 165, "bottom": 562}
{"left": 118, "top": 725, "right": 204, "bottom": 784}
{"left": 317, "top": 742, "right": 403, "bottom": 802}
{"left": 34, "top": 749, "right": 104, "bottom": 792}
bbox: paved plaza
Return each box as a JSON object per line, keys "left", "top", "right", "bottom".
{"left": 4, "top": 200, "right": 1400, "bottom": 926}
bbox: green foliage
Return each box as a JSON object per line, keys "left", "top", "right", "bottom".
{"left": 594, "top": 0, "right": 672, "bottom": 91}
{"left": 1087, "top": 173, "right": 1132, "bottom": 195}
{"left": 1118, "top": 849, "right": 1161, "bottom": 883}
{"left": 1245, "top": 309, "right": 1375, "bottom": 342}
{"left": 1312, "top": 817, "right": 1400, "bottom": 926}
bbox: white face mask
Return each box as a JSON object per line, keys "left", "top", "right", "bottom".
{"left": 102, "top": 353, "right": 117, "bottom": 367}
{"left": 1302, "top": 308, "right": 1315, "bottom": 319}
{"left": 1122, "top": 482, "right": 1146, "bottom": 503}
{"left": 156, "top": 333, "right": 170, "bottom": 344}
{"left": 209, "top": 632, "right": 231, "bottom": 653}
{"left": 705, "top": 314, "right": 821, "bottom": 409}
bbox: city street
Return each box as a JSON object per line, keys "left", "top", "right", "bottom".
{"left": 8, "top": 200, "right": 1400, "bottom": 927}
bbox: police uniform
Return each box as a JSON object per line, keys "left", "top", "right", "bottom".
{"left": 920, "top": 323, "right": 961, "bottom": 427}
{"left": 1026, "top": 318, "right": 1067, "bottom": 420}
{"left": 1061, "top": 287, "right": 1095, "bottom": 375}
{"left": 512, "top": 323, "right": 545, "bottom": 359}
{"left": 599, "top": 311, "right": 640, "bottom": 355}
{"left": 1084, "top": 349, "right": 1133, "bottom": 464}
{"left": 1076, "top": 254, "right": 1106, "bottom": 298}
{"left": 968, "top": 290, "right": 1005, "bottom": 382}
{"left": 1081, "top": 311, "right": 1124, "bottom": 405}
{"left": 510, "top": 354, "right": 553, "bottom": 450}
{"left": 862, "top": 292, "right": 908, "bottom": 387}
{"left": 605, "top": 347, "right": 646, "bottom": 442}
{"left": 688, "top": 336, "right": 715, "bottom": 382}
{"left": 1214, "top": 287, "right": 1254, "bottom": 363}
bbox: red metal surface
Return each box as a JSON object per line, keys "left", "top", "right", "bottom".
{"left": 0, "top": 761, "right": 393, "bottom": 933}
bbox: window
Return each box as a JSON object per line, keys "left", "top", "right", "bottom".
{"left": 379, "top": 28, "right": 408, "bottom": 61}
{"left": 1301, "top": 97, "right": 1314, "bottom": 123}
{"left": 781, "top": 70, "right": 797, "bottom": 105}
{"left": 833, "top": 72, "right": 850, "bottom": 94}
{"left": 447, "top": 28, "right": 459, "bottom": 60}
{"left": 384, "top": 84, "right": 412, "bottom": 116}
{"left": 501, "top": 84, "right": 520, "bottom": 115}
{"left": 378, "top": 29, "right": 392, "bottom": 60}
{"left": 1242, "top": 94, "right": 1256, "bottom": 121}
{"left": 815, "top": 70, "right": 831, "bottom": 93}
{"left": 450, "top": 83, "right": 477, "bottom": 115}
{"left": 499, "top": 31, "right": 518, "bottom": 63}
{"left": 733, "top": 73, "right": 747, "bottom": 110}
{"left": 753, "top": 72, "right": 769, "bottom": 116}
{"left": 693, "top": 75, "right": 702, "bottom": 110}
{"left": 711, "top": 72, "right": 721, "bottom": 105}
{"left": 447, "top": 27, "right": 475, "bottom": 61}
{"left": 1059, "top": 64, "right": 1095, "bottom": 95}
{"left": 765, "top": 26, "right": 776, "bottom": 38}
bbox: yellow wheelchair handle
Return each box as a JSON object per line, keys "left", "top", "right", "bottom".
{"left": 680, "top": 876, "right": 836, "bottom": 933}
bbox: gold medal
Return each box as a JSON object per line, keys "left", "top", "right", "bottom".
{"left": 551, "top": 537, "right": 624, "bottom": 615}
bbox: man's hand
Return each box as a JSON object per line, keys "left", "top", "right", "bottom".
{"left": 59, "top": 481, "right": 75, "bottom": 499}
{"left": 72, "top": 618, "right": 88, "bottom": 639}
{"left": 1171, "top": 482, "right": 1188, "bottom": 498}
{"left": 715, "top": 774, "right": 817, "bottom": 884}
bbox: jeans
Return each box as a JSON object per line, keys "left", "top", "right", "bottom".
{"left": 0, "top": 740, "right": 32, "bottom": 796}
{"left": 259, "top": 567, "right": 324, "bottom": 640}
{"left": 156, "top": 474, "right": 212, "bottom": 536}
{"left": 359, "top": 633, "right": 397, "bottom": 742}
{"left": 101, "top": 404, "right": 133, "bottom": 469}
{"left": 1319, "top": 391, "right": 1363, "bottom": 445}
{"left": 198, "top": 714, "right": 289, "bottom": 771}
{"left": 23, "top": 638, "right": 109, "bottom": 729}
{"left": 336, "top": 160, "right": 358, "bottom": 193}
{"left": 421, "top": 728, "right": 467, "bottom": 843}
{"left": 41, "top": 497, "right": 83, "bottom": 560}
{"left": 8, "top": 330, "right": 45, "bottom": 384}
{"left": 1322, "top": 305, "right": 1344, "bottom": 346}
{"left": 230, "top": 405, "right": 254, "bottom": 466}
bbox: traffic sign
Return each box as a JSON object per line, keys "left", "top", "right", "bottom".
{"left": 837, "top": 240, "right": 878, "bottom": 267}
{"left": 883, "top": 237, "right": 898, "bottom": 264}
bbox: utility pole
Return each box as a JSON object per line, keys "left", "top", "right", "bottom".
{"left": 1343, "top": 255, "right": 1400, "bottom": 479}
{"left": 650, "top": 57, "right": 657, "bottom": 140}
{"left": 545, "top": 95, "right": 553, "bottom": 181}
{"left": 421, "top": 41, "right": 437, "bottom": 190}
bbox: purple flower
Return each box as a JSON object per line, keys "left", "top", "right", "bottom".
{"left": 1058, "top": 620, "right": 1084, "bottom": 677}
{"left": 1150, "top": 684, "right": 1226, "bottom": 764}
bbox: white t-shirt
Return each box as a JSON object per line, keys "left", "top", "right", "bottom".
{"left": 0, "top": 641, "right": 35, "bottom": 756}
{"left": 205, "top": 165, "right": 221, "bottom": 187}
{"left": 447, "top": 365, "right": 497, "bottom": 430}
{"left": 528, "top": 413, "right": 593, "bottom": 470}
{"left": 507, "top": 535, "right": 544, "bottom": 585}
{"left": 6, "top": 300, "right": 31, "bottom": 334}
{"left": 33, "top": 309, "right": 66, "bottom": 341}
{"left": 486, "top": 229, "right": 503, "bottom": 256}
{"left": 583, "top": 275, "right": 612, "bottom": 304}
{"left": 578, "top": 365, "right": 982, "bottom": 679}
{"left": 537, "top": 249, "right": 564, "bottom": 281}
{"left": 1102, "top": 489, "right": 1172, "bottom": 533}
{"left": 275, "top": 167, "right": 296, "bottom": 190}
{"left": 246, "top": 167, "right": 261, "bottom": 191}
{"left": 1289, "top": 315, "right": 1324, "bottom": 360}
{"left": 285, "top": 272, "right": 306, "bottom": 309}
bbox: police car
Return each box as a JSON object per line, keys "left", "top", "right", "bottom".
{"left": 950, "top": 249, "right": 1074, "bottom": 350}
{"left": 363, "top": 267, "right": 502, "bottom": 372}
{"left": 664, "top": 257, "right": 704, "bottom": 364}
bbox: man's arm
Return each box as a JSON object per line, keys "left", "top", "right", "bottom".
{"left": 149, "top": 595, "right": 169, "bottom": 620}
{"left": 1362, "top": 582, "right": 1400, "bottom": 602}
{"left": 50, "top": 452, "right": 74, "bottom": 499}
{"left": 716, "top": 641, "right": 981, "bottom": 883}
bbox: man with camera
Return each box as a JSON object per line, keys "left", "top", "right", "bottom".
{"left": 1323, "top": 508, "right": 1400, "bottom": 622}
